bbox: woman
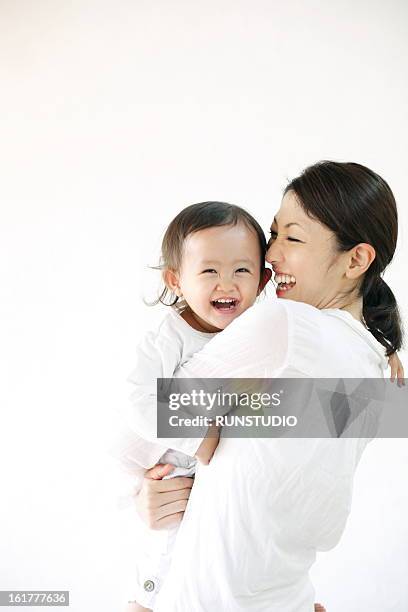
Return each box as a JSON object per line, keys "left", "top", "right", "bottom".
{"left": 134, "top": 161, "right": 404, "bottom": 611}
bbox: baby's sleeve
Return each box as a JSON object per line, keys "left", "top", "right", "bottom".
{"left": 108, "top": 426, "right": 148, "bottom": 507}
{"left": 125, "top": 326, "right": 205, "bottom": 460}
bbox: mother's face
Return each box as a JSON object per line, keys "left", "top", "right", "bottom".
{"left": 266, "top": 190, "right": 348, "bottom": 309}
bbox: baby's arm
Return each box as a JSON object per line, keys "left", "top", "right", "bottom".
{"left": 125, "top": 328, "right": 214, "bottom": 462}
{"left": 111, "top": 423, "right": 169, "bottom": 476}
{"left": 114, "top": 323, "right": 219, "bottom": 515}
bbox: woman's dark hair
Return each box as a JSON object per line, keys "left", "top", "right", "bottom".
{"left": 153, "top": 201, "right": 267, "bottom": 307}
{"left": 285, "top": 161, "right": 403, "bottom": 356}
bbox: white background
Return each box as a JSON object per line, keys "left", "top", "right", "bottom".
{"left": 1, "top": 1, "right": 407, "bottom": 611}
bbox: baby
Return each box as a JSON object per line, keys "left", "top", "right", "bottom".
{"left": 118, "top": 201, "right": 328, "bottom": 612}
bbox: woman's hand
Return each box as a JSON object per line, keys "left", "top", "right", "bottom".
{"left": 135, "top": 463, "right": 193, "bottom": 530}
{"left": 388, "top": 352, "right": 405, "bottom": 387}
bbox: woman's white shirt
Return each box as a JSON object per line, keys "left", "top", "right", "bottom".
{"left": 154, "top": 297, "right": 388, "bottom": 612}
{"left": 176, "top": 297, "right": 388, "bottom": 379}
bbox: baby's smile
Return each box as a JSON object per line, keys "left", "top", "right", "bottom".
{"left": 211, "top": 296, "right": 240, "bottom": 313}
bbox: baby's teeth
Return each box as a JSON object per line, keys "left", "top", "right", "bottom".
{"left": 291, "top": 276, "right": 295, "bottom": 283}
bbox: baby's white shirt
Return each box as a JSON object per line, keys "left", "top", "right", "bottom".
{"left": 125, "top": 307, "right": 217, "bottom": 462}
{"left": 113, "top": 307, "right": 217, "bottom": 607}
{"left": 112, "top": 307, "right": 217, "bottom": 507}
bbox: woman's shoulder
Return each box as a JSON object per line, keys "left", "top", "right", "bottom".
{"left": 246, "top": 298, "right": 387, "bottom": 376}
{"left": 268, "top": 297, "right": 322, "bottom": 319}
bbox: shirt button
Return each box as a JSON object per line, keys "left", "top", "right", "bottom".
{"left": 143, "top": 580, "right": 155, "bottom": 593}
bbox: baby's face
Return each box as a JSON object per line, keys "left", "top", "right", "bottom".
{"left": 176, "top": 223, "right": 262, "bottom": 332}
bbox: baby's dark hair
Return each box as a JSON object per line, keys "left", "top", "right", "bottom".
{"left": 153, "top": 201, "right": 267, "bottom": 306}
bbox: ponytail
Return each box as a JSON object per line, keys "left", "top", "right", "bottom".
{"left": 362, "top": 275, "right": 403, "bottom": 356}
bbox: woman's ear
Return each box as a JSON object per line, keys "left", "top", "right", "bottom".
{"left": 258, "top": 268, "right": 272, "bottom": 293}
{"left": 346, "top": 243, "right": 376, "bottom": 280}
{"left": 163, "top": 269, "right": 183, "bottom": 297}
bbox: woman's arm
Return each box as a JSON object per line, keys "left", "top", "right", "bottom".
{"left": 126, "top": 301, "right": 288, "bottom": 462}
{"left": 175, "top": 299, "right": 289, "bottom": 378}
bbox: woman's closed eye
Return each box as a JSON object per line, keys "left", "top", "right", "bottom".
{"left": 269, "top": 230, "right": 304, "bottom": 244}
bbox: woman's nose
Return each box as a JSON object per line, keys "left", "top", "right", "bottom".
{"left": 266, "top": 240, "right": 282, "bottom": 265}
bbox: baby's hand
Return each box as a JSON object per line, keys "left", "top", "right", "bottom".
{"left": 388, "top": 352, "right": 405, "bottom": 387}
